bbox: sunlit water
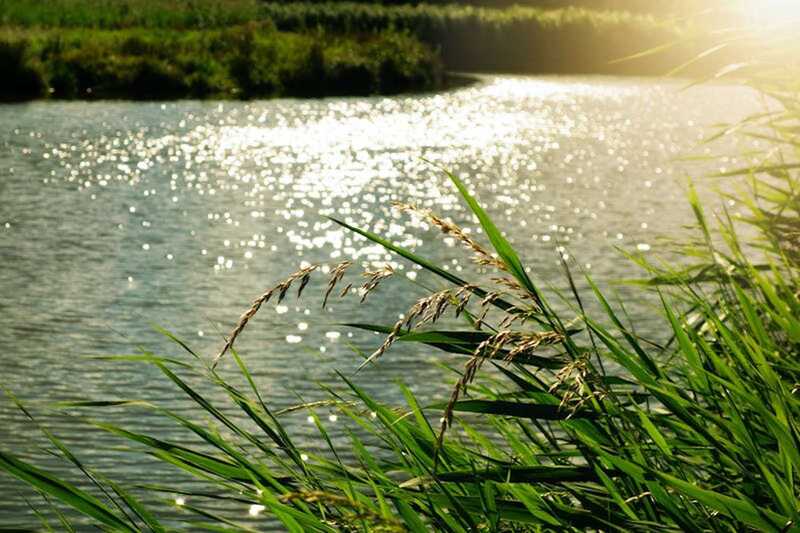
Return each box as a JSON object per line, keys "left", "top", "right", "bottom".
{"left": 0, "top": 75, "right": 761, "bottom": 528}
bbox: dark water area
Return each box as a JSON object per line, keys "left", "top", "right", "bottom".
{"left": 0, "top": 75, "right": 761, "bottom": 528}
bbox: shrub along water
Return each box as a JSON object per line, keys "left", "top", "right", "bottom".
{"left": 0, "top": 26, "right": 442, "bottom": 100}
{"left": 0, "top": 38, "right": 47, "bottom": 101}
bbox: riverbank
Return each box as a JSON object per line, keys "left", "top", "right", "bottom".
{"left": 1, "top": 26, "right": 443, "bottom": 101}
{"left": 0, "top": 0, "right": 705, "bottom": 101}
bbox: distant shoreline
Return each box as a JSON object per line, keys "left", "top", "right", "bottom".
{"left": 1, "top": 26, "right": 446, "bottom": 102}
{"left": 0, "top": 1, "right": 726, "bottom": 102}
{"left": 0, "top": 71, "right": 481, "bottom": 104}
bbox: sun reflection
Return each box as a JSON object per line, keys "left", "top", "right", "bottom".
{"left": 248, "top": 504, "right": 266, "bottom": 517}
{"left": 742, "top": 0, "right": 800, "bottom": 26}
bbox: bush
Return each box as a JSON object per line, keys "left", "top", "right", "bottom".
{"left": 0, "top": 26, "right": 443, "bottom": 100}
{"left": 177, "top": 55, "right": 233, "bottom": 97}
{"left": 0, "top": 39, "right": 46, "bottom": 100}
{"left": 127, "top": 57, "right": 189, "bottom": 99}
{"left": 227, "top": 24, "right": 284, "bottom": 97}
{"left": 281, "top": 40, "right": 327, "bottom": 96}
{"left": 325, "top": 55, "right": 376, "bottom": 94}
{"left": 370, "top": 30, "right": 441, "bottom": 92}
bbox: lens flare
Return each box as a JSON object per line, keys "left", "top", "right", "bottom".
{"left": 743, "top": 0, "right": 800, "bottom": 26}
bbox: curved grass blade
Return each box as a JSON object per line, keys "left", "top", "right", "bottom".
{"left": 432, "top": 464, "right": 600, "bottom": 484}
{"left": 0, "top": 451, "right": 135, "bottom": 532}
{"left": 446, "top": 399, "right": 599, "bottom": 420}
{"left": 438, "top": 166, "right": 542, "bottom": 303}
{"left": 343, "top": 323, "right": 566, "bottom": 368}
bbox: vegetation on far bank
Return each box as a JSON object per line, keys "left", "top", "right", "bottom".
{"left": 0, "top": 0, "right": 711, "bottom": 101}
{"left": 252, "top": 3, "right": 693, "bottom": 74}
{"left": 266, "top": 0, "right": 725, "bottom": 12}
{"left": 1, "top": 25, "right": 442, "bottom": 101}
{"left": 0, "top": 0, "right": 724, "bottom": 26}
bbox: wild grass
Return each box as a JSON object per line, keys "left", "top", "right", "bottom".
{"left": 3, "top": 12, "right": 800, "bottom": 533}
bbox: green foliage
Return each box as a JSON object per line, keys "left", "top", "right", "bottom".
{"left": 0, "top": 0, "right": 264, "bottom": 29}
{"left": 0, "top": 37, "right": 46, "bottom": 101}
{"left": 0, "top": 26, "right": 441, "bottom": 100}
{"left": 0, "top": 0, "right": 696, "bottom": 80}
{"left": 260, "top": 2, "right": 689, "bottom": 74}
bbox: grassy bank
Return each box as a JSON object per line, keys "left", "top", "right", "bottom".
{"left": 0, "top": 0, "right": 705, "bottom": 100}
{"left": 0, "top": 26, "right": 442, "bottom": 101}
